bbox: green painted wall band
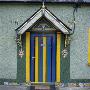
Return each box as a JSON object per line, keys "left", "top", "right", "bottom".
{"left": 17, "top": 33, "right": 26, "bottom": 83}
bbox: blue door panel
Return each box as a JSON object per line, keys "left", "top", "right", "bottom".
{"left": 30, "top": 34, "right": 35, "bottom": 82}
{"left": 38, "top": 36, "right": 43, "bottom": 82}
{"left": 47, "top": 36, "right": 52, "bottom": 82}
{"left": 51, "top": 34, "right": 56, "bottom": 82}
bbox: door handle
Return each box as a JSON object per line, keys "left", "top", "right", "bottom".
{"left": 32, "top": 57, "right": 36, "bottom": 59}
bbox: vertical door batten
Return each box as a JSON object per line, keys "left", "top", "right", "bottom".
{"left": 43, "top": 37, "right": 47, "bottom": 82}
{"left": 39, "top": 37, "right": 43, "bottom": 82}
{"left": 26, "top": 32, "right": 30, "bottom": 82}
{"left": 30, "top": 34, "right": 35, "bottom": 82}
{"left": 35, "top": 37, "right": 39, "bottom": 82}
{"left": 56, "top": 32, "right": 61, "bottom": 82}
{"left": 88, "top": 28, "right": 90, "bottom": 65}
{"left": 47, "top": 37, "right": 52, "bottom": 82}
{"left": 52, "top": 34, "right": 56, "bottom": 82}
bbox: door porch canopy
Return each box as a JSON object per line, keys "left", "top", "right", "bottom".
{"left": 16, "top": 4, "right": 71, "bottom": 35}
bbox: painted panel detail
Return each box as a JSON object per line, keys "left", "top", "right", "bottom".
{"left": 30, "top": 34, "right": 35, "bottom": 82}
{"left": 26, "top": 32, "right": 30, "bottom": 82}
{"left": 51, "top": 34, "right": 56, "bottom": 82}
{"left": 17, "top": 33, "right": 26, "bottom": 83}
{"left": 43, "top": 37, "right": 47, "bottom": 82}
{"left": 56, "top": 32, "right": 61, "bottom": 82}
{"left": 47, "top": 37, "right": 52, "bottom": 82}
{"left": 35, "top": 37, "right": 39, "bottom": 82}
{"left": 38, "top": 37, "right": 43, "bottom": 82}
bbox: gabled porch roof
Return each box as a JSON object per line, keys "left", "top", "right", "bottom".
{"left": 16, "top": 5, "right": 71, "bottom": 34}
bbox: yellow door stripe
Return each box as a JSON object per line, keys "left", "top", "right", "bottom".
{"left": 43, "top": 37, "right": 47, "bottom": 82}
{"left": 35, "top": 37, "right": 39, "bottom": 82}
{"left": 26, "top": 32, "right": 30, "bottom": 82}
{"left": 56, "top": 32, "right": 61, "bottom": 82}
{"left": 88, "top": 28, "right": 90, "bottom": 65}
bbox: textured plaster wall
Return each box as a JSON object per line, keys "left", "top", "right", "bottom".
{"left": 0, "top": 3, "right": 89, "bottom": 79}
{"left": 0, "top": 3, "right": 40, "bottom": 79}
{"left": 70, "top": 5, "right": 90, "bottom": 79}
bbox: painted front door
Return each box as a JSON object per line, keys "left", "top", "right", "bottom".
{"left": 25, "top": 32, "right": 61, "bottom": 83}
{"left": 30, "top": 33, "right": 56, "bottom": 82}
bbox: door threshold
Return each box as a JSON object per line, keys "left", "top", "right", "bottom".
{"left": 31, "top": 82, "right": 56, "bottom": 86}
